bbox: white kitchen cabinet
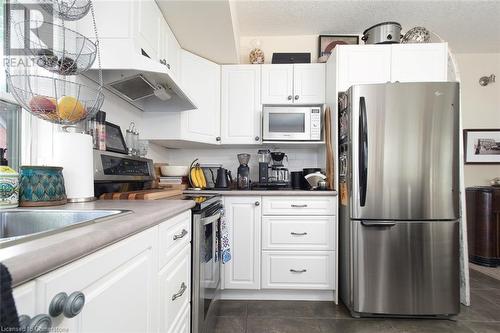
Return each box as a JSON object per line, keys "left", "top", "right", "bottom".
{"left": 292, "top": 64, "right": 326, "bottom": 104}
{"left": 261, "top": 64, "right": 294, "bottom": 104}
{"left": 223, "top": 196, "right": 262, "bottom": 289}
{"left": 136, "top": 0, "right": 162, "bottom": 60}
{"left": 35, "top": 228, "right": 158, "bottom": 333}
{"left": 337, "top": 45, "right": 392, "bottom": 92}
{"left": 13, "top": 282, "right": 37, "bottom": 319}
{"left": 391, "top": 43, "right": 448, "bottom": 82}
{"left": 261, "top": 251, "right": 335, "bottom": 290}
{"left": 166, "top": 27, "right": 181, "bottom": 78}
{"left": 158, "top": 245, "right": 191, "bottom": 333}
{"left": 221, "top": 65, "right": 261, "bottom": 144}
{"left": 262, "top": 196, "right": 336, "bottom": 216}
{"left": 262, "top": 64, "right": 325, "bottom": 104}
{"left": 180, "top": 50, "right": 221, "bottom": 144}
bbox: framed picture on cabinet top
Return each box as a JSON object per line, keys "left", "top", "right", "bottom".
{"left": 318, "top": 35, "right": 360, "bottom": 62}
{"left": 463, "top": 129, "right": 500, "bottom": 164}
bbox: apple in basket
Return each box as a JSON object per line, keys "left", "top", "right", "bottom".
{"left": 28, "top": 95, "right": 58, "bottom": 120}
{"left": 57, "top": 96, "right": 86, "bottom": 122}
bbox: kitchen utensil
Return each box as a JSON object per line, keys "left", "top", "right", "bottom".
{"left": 325, "top": 106, "right": 335, "bottom": 190}
{"left": 160, "top": 166, "right": 190, "bottom": 177}
{"left": 302, "top": 168, "right": 321, "bottom": 189}
{"left": 215, "top": 167, "right": 233, "bottom": 189}
{"left": 291, "top": 171, "right": 303, "bottom": 190}
{"left": 54, "top": 130, "right": 95, "bottom": 202}
{"left": 317, "top": 180, "right": 328, "bottom": 190}
{"left": 19, "top": 166, "right": 67, "bottom": 206}
{"left": 237, "top": 153, "right": 251, "bottom": 190}
{"left": 362, "top": 22, "right": 402, "bottom": 44}
{"left": 305, "top": 172, "right": 327, "bottom": 190}
{"left": 401, "top": 27, "right": 431, "bottom": 44}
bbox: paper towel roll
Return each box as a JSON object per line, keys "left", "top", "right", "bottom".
{"left": 53, "top": 132, "right": 95, "bottom": 201}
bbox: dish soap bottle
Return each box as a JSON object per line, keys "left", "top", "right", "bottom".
{"left": 0, "top": 148, "right": 19, "bottom": 209}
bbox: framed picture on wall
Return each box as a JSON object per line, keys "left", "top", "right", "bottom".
{"left": 463, "top": 129, "right": 500, "bottom": 164}
{"left": 318, "top": 35, "right": 359, "bottom": 62}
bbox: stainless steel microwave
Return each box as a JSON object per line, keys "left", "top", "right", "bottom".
{"left": 262, "top": 106, "right": 322, "bottom": 141}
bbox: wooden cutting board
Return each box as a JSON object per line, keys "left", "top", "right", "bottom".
{"left": 325, "top": 106, "right": 335, "bottom": 190}
{"left": 99, "top": 188, "right": 183, "bottom": 200}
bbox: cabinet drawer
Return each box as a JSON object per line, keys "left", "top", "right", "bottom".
{"left": 159, "top": 210, "right": 191, "bottom": 268}
{"left": 262, "top": 251, "right": 334, "bottom": 290}
{"left": 159, "top": 245, "right": 191, "bottom": 333}
{"left": 262, "top": 196, "right": 336, "bottom": 215}
{"left": 262, "top": 216, "right": 335, "bottom": 250}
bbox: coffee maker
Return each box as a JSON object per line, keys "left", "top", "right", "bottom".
{"left": 258, "top": 149, "right": 271, "bottom": 184}
{"left": 254, "top": 150, "right": 290, "bottom": 189}
{"left": 237, "top": 153, "right": 251, "bottom": 189}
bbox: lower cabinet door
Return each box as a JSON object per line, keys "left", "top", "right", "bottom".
{"left": 170, "top": 303, "right": 190, "bottom": 333}
{"left": 158, "top": 245, "right": 191, "bottom": 333}
{"left": 262, "top": 251, "right": 335, "bottom": 290}
{"left": 35, "top": 228, "right": 158, "bottom": 333}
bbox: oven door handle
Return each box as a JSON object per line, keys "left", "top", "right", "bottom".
{"left": 200, "top": 212, "right": 221, "bottom": 226}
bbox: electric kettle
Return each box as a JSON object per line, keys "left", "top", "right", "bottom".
{"left": 215, "top": 167, "right": 233, "bottom": 189}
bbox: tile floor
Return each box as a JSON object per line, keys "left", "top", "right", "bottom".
{"left": 214, "top": 269, "right": 500, "bottom": 333}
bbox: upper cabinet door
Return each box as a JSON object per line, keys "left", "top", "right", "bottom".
{"left": 293, "top": 64, "right": 325, "bottom": 104}
{"left": 221, "top": 65, "right": 261, "bottom": 145}
{"left": 261, "top": 64, "right": 294, "bottom": 104}
{"left": 166, "top": 27, "right": 181, "bottom": 78}
{"left": 136, "top": 0, "right": 162, "bottom": 59}
{"left": 180, "top": 51, "right": 221, "bottom": 144}
{"left": 391, "top": 43, "right": 448, "bottom": 82}
{"left": 337, "top": 45, "right": 392, "bottom": 92}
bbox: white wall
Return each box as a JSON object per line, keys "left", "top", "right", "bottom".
{"left": 455, "top": 53, "right": 500, "bottom": 186}
{"left": 165, "top": 146, "right": 322, "bottom": 182}
{"left": 240, "top": 35, "right": 319, "bottom": 64}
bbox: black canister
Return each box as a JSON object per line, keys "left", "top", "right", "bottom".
{"left": 291, "top": 171, "right": 303, "bottom": 190}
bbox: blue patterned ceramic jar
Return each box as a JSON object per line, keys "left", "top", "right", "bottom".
{"left": 19, "top": 166, "right": 67, "bottom": 206}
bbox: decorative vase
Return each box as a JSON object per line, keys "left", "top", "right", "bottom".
{"left": 19, "top": 166, "right": 67, "bottom": 207}
{"left": 0, "top": 166, "right": 19, "bottom": 209}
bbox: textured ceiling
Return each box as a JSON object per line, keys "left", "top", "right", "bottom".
{"left": 235, "top": 0, "right": 500, "bottom": 53}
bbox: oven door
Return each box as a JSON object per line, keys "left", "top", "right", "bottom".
{"left": 192, "top": 210, "right": 221, "bottom": 333}
{"left": 263, "top": 107, "right": 311, "bottom": 141}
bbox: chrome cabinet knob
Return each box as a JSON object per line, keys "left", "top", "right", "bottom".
{"left": 27, "top": 314, "right": 52, "bottom": 333}
{"left": 254, "top": 136, "right": 260, "bottom": 141}
{"left": 173, "top": 229, "right": 188, "bottom": 240}
{"left": 49, "top": 292, "right": 68, "bottom": 317}
{"left": 216, "top": 136, "right": 221, "bottom": 142}
{"left": 172, "top": 282, "right": 187, "bottom": 301}
{"left": 255, "top": 201, "right": 260, "bottom": 206}
{"left": 294, "top": 95, "right": 299, "bottom": 100}
{"left": 287, "top": 95, "right": 292, "bottom": 100}
{"left": 18, "top": 315, "right": 31, "bottom": 331}
{"left": 63, "top": 292, "right": 85, "bottom": 318}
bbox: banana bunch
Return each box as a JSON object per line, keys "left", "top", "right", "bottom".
{"left": 189, "top": 159, "right": 207, "bottom": 189}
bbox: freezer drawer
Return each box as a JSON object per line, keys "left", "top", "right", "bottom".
{"left": 353, "top": 220, "right": 459, "bottom": 316}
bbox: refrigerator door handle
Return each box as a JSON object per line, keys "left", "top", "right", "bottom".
{"left": 361, "top": 221, "right": 396, "bottom": 227}
{"left": 359, "top": 97, "right": 368, "bottom": 207}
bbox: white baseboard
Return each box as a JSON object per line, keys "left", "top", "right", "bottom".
{"left": 220, "top": 289, "right": 337, "bottom": 302}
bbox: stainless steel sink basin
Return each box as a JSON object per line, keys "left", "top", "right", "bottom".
{"left": 0, "top": 209, "right": 130, "bottom": 247}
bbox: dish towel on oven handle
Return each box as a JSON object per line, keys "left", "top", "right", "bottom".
{"left": 218, "top": 207, "right": 231, "bottom": 264}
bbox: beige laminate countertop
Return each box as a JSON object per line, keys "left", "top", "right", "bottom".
{"left": 184, "top": 189, "right": 338, "bottom": 196}
{"left": 0, "top": 200, "right": 195, "bottom": 287}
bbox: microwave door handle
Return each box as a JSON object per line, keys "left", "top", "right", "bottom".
{"left": 359, "top": 97, "right": 368, "bottom": 207}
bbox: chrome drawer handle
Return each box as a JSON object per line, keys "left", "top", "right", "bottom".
{"left": 290, "top": 269, "right": 307, "bottom": 273}
{"left": 291, "top": 204, "right": 308, "bottom": 208}
{"left": 173, "top": 229, "right": 188, "bottom": 240}
{"left": 290, "top": 232, "right": 307, "bottom": 236}
{"left": 172, "top": 282, "right": 187, "bottom": 301}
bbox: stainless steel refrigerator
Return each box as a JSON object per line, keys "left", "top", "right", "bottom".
{"left": 338, "top": 82, "right": 460, "bottom": 318}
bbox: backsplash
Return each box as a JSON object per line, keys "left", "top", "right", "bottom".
{"left": 164, "top": 147, "right": 324, "bottom": 181}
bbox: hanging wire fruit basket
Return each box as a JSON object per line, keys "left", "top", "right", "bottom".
{"left": 6, "top": 73, "right": 104, "bottom": 125}
{"left": 38, "top": 0, "right": 92, "bottom": 21}
{"left": 13, "top": 20, "right": 97, "bottom": 75}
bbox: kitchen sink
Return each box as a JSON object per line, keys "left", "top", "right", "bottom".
{"left": 0, "top": 209, "right": 130, "bottom": 247}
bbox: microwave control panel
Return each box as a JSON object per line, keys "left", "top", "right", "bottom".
{"left": 310, "top": 108, "right": 321, "bottom": 140}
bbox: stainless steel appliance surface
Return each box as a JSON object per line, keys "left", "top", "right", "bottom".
{"left": 93, "top": 150, "right": 155, "bottom": 198}
{"left": 338, "top": 82, "right": 460, "bottom": 318}
{"left": 263, "top": 106, "right": 322, "bottom": 141}
{"left": 362, "top": 21, "right": 402, "bottom": 44}
{"left": 186, "top": 194, "right": 223, "bottom": 333}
